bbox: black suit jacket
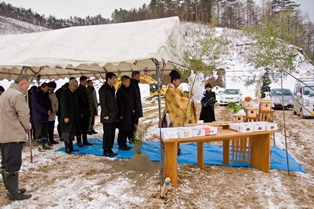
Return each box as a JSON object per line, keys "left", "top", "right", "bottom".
{"left": 60, "top": 88, "right": 80, "bottom": 133}
{"left": 129, "top": 79, "right": 143, "bottom": 118}
{"left": 116, "top": 85, "right": 133, "bottom": 131}
{"left": 99, "top": 82, "right": 119, "bottom": 124}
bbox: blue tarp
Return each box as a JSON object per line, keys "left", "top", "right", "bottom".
{"left": 56, "top": 138, "right": 305, "bottom": 173}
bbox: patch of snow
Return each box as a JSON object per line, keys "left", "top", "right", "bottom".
{"left": 0, "top": 16, "right": 49, "bottom": 34}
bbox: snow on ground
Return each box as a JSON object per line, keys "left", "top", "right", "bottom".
{"left": 0, "top": 102, "right": 313, "bottom": 208}
{"left": 0, "top": 22, "right": 314, "bottom": 208}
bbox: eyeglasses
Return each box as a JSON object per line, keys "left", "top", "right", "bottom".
{"left": 21, "top": 82, "right": 30, "bottom": 88}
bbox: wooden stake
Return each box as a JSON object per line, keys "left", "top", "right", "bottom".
{"left": 160, "top": 177, "right": 171, "bottom": 198}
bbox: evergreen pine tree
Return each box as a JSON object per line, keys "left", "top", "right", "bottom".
{"left": 261, "top": 68, "right": 271, "bottom": 98}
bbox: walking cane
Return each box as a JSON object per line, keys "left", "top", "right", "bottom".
{"left": 28, "top": 131, "right": 33, "bottom": 163}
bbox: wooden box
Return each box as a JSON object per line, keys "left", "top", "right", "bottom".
{"left": 248, "top": 122, "right": 266, "bottom": 132}
{"left": 196, "top": 125, "right": 218, "bottom": 135}
{"left": 245, "top": 107, "right": 259, "bottom": 118}
{"left": 233, "top": 114, "right": 246, "bottom": 123}
{"left": 256, "top": 122, "right": 278, "bottom": 131}
{"left": 198, "top": 125, "right": 218, "bottom": 136}
{"left": 192, "top": 126, "right": 205, "bottom": 137}
{"left": 259, "top": 100, "right": 272, "bottom": 111}
{"left": 229, "top": 123, "right": 254, "bottom": 133}
{"left": 207, "top": 125, "right": 218, "bottom": 135}
{"left": 178, "top": 127, "right": 193, "bottom": 138}
{"left": 265, "top": 122, "right": 278, "bottom": 131}
{"left": 156, "top": 128, "right": 179, "bottom": 140}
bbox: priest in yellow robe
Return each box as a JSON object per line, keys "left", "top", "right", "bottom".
{"left": 161, "top": 70, "right": 197, "bottom": 127}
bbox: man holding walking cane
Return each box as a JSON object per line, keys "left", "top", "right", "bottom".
{"left": 0, "top": 75, "right": 32, "bottom": 200}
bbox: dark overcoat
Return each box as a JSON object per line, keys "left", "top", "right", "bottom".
{"left": 129, "top": 79, "right": 143, "bottom": 118}
{"left": 199, "top": 91, "right": 216, "bottom": 122}
{"left": 60, "top": 88, "right": 80, "bottom": 133}
{"left": 55, "top": 87, "right": 63, "bottom": 118}
{"left": 99, "top": 82, "right": 119, "bottom": 124}
{"left": 76, "top": 84, "right": 91, "bottom": 117}
{"left": 116, "top": 85, "right": 133, "bottom": 131}
{"left": 31, "top": 88, "right": 52, "bottom": 124}
{"left": 87, "top": 86, "right": 98, "bottom": 116}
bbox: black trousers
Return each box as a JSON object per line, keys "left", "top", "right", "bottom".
{"left": 130, "top": 115, "right": 139, "bottom": 139}
{"left": 33, "top": 123, "right": 48, "bottom": 143}
{"left": 102, "top": 123, "right": 116, "bottom": 152}
{"left": 48, "top": 120, "right": 55, "bottom": 142}
{"left": 61, "top": 132, "right": 76, "bottom": 143}
{"left": 118, "top": 130, "right": 132, "bottom": 148}
{"left": 88, "top": 114, "right": 96, "bottom": 132}
{"left": 57, "top": 115, "right": 62, "bottom": 138}
{"left": 77, "top": 116, "right": 90, "bottom": 135}
{"left": 0, "top": 142, "right": 23, "bottom": 174}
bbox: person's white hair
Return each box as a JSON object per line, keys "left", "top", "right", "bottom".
{"left": 14, "top": 75, "right": 29, "bottom": 84}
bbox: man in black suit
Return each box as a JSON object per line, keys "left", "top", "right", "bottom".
{"left": 76, "top": 76, "right": 93, "bottom": 147}
{"left": 116, "top": 76, "right": 134, "bottom": 150}
{"left": 99, "top": 72, "right": 119, "bottom": 157}
{"left": 129, "top": 71, "right": 143, "bottom": 141}
{"left": 60, "top": 79, "right": 80, "bottom": 154}
{"left": 55, "top": 82, "right": 69, "bottom": 140}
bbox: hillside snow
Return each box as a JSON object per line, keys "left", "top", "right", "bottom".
{"left": 0, "top": 16, "right": 49, "bottom": 34}
{"left": 0, "top": 20, "right": 314, "bottom": 209}
{"left": 182, "top": 22, "right": 314, "bottom": 97}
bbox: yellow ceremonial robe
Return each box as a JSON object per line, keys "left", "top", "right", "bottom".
{"left": 161, "top": 84, "right": 197, "bottom": 127}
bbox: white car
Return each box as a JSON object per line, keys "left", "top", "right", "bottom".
{"left": 219, "top": 89, "right": 242, "bottom": 105}
{"left": 293, "top": 79, "right": 314, "bottom": 118}
{"left": 270, "top": 88, "right": 294, "bottom": 109}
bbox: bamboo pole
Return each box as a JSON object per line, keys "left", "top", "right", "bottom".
{"left": 280, "top": 70, "right": 290, "bottom": 175}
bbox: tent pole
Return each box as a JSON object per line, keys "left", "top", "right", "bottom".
{"left": 22, "top": 66, "right": 33, "bottom": 163}
{"left": 24, "top": 66, "right": 44, "bottom": 163}
{"left": 25, "top": 84, "right": 33, "bottom": 163}
{"left": 153, "top": 58, "right": 164, "bottom": 190}
{"left": 280, "top": 70, "right": 290, "bottom": 175}
{"left": 28, "top": 66, "right": 45, "bottom": 83}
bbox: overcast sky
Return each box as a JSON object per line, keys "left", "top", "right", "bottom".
{"left": 1, "top": 0, "right": 313, "bottom": 22}
{"left": 256, "top": 0, "right": 314, "bottom": 22}
{"left": 2, "top": 0, "right": 151, "bottom": 19}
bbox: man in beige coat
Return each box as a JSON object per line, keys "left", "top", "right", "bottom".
{"left": 0, "top": 75, "right": 32, "bottom": 200}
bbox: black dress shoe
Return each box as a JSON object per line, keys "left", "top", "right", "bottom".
{"left": 51, "top": 140, "right": 59, "bottom": 144}
{"left": 88, "top": 132, "right": 93, "bottom": 135}
{"left": 83, "top": 141, "right": 93, "bottom": 146}
{"left": 91, "top": 130, "right": 98, "bottom": 134}
{"left": 65, "top": 148, "right": 72, "bottom": 154}
{"left": 7, "top": 192, "right": 32, "bottom": 200}
{"left": 43, "top": 143, "right": 53, "bottom": 150}
{"left": 110, "top": 150, "right": 118, "bottom": 156}
{"left": 104, "top": 151, "right": 117, "bottom": 157}
{"left": 104, "top": 152, "right": 113, "bottom": 157}
{"left": 18, "top": 188, "right": 26, "bottom": 194}
{"left": 119, "top": 146, "right": 132, "bottom": 151}
{"left": 77, "top": 142, "right": 84, "bottom": 147}
{"left": 71, "top": 148, "right": 79, "bottom": 152}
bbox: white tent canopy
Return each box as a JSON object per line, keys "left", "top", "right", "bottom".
{"left": 0, "top": 17, "right": 183, "bottom": 80}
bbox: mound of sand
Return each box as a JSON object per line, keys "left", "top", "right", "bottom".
{"left": 124, "top": 153, "right": 156, "bottom": 172}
